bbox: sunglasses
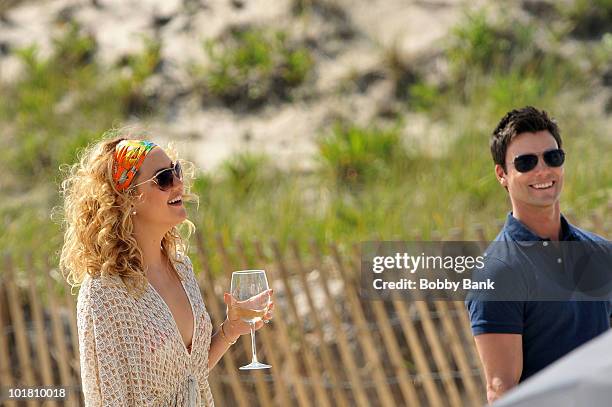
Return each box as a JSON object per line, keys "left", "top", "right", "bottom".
{"left": 131, "top": 161, "right": 183, "bottom": 190}
{"left": 510, "top": 149, "right": 565, "bottom": 173}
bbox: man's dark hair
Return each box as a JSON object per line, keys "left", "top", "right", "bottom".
{"left": 490, "top": 106, "right": 562, "bottom": 172}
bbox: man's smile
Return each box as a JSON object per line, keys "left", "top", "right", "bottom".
{"left": 530, "top": 180, "right": 555, "bottom": 190}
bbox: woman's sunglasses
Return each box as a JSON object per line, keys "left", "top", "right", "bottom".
{"left": 131, "top": 161, "right": 183, "bottom": 191}
{"left": 511, "top": 149, "right": 565, "bottom": 173}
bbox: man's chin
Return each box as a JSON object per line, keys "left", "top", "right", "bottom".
{"left": 511, "top": 191, "right": 561, "bottom": 209}
{"left": 526, "top": 195, "right": 561, "bottom": 208}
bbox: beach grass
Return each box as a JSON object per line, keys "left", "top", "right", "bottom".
{"left": 1, "top": 7, "right": 610, "bottom": 268}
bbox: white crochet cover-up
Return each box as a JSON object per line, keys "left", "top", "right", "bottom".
{"left": 76, "top": 254, "right": 215, "bottom": 406}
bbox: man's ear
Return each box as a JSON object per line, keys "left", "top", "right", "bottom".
{"left": 495, "top": 164, "right": 507, "bottom": 187}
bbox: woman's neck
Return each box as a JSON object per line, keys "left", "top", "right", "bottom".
{"left": 133, "top": 222, "right": 167, "bottom": 278}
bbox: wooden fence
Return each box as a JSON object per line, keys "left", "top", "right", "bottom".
{"left": 1, "top": 209, "right": 610, "bottom": 406}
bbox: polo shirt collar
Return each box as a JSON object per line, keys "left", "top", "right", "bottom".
{"left": 504, "top": 212, "right": 577, "bottom": 242}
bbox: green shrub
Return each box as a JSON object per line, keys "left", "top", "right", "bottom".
{"left": 446, "top": 11, "right": 539, "bottom": 79}
{"left": 221, "top": 151, "right": 275, "bottom": 197}
{"left": 115, "top": 37, "right": 162, "bottom": 115}
{"left": 2, "top": 28, "right": 163, "bottom": 180}
{"left": 282, "top": 48, "right": 312, "bottom": 85}
{"left": 202, "top": 28, "right": 313, "bottom": 107}
{"left": 418, "top": 9, "right": 583, "bottom": 116}
{"left": 408, "top": 82, "right": 441, "bottom": 111}
{"left": 52, "top": 21, "right": 97, "bottom": 69}
{"left": 0, "top": 25, "right": 163, "bottom": 258}
{"left": 2, "top": 5, "right": 611, "bottom": 265}
{"left": 121, "top": 38, "right": 162, "bottom": 84}
{"left": 318, "top": 123, "right": 407, "bottom": 186}
{"left": 380, "top": 40, "right": 419, "bottom": 99}
{"left": 559, "top": 0, "right": 612, "bottom": 39}
{"left": 1, "top": 38, "right": 101, "bottom": 185}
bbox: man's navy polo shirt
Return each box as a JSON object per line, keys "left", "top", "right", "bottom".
{"left": 465, "top": 212, "right": 611, "bottom": 382}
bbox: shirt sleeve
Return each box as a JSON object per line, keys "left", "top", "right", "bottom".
{"left": 465, "top": 256, "right": 526, "bottom": 335}
{"left": 466, "top": 300, "right": 525, "bottom": 335}
{"left": 77, "top": 278, "right": 130, "bottom": 406}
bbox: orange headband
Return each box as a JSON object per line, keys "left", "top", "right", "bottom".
{"left": 112, "top": 140, "right": 157, "bottom": 191}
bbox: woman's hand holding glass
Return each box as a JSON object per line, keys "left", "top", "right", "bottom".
{"left": 222, "top": 288, "right": 275, "bottom": 339}
{"left": 224, "top": 270, "right": 274, "bottom": 370}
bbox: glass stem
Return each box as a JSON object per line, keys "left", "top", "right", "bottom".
{"left": 249, "top": 322, "right": 259, "bottom": 364}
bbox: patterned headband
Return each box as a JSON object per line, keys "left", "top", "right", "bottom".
{"left": 112, "top": 139, "right": 157, "bottom": 191}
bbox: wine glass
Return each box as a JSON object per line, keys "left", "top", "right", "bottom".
{"left": 231, "top": 270, "right": 272, "bottom": 370}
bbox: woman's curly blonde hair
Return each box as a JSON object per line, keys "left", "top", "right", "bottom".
{"left": 59, "top": 129, "right": 199, "bottom": 298}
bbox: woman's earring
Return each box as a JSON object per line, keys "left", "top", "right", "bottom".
{"left": 132, "top": 210, "right": 137, "bottom": 215}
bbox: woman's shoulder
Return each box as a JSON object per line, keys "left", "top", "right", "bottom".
{"left": 77, "top": 273, "right": 131, "bottom": 312}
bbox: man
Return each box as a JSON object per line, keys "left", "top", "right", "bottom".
{"left": 465, "top": 106, "right": 611, "bottom": 404}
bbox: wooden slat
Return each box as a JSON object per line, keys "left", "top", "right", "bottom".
{"left": 367, "top": 239, "right": 442, "bottom": 406}
{"left": 43, "top": 256, "right": 76, "bottom": 406}
{"left": 194, "top": 232, "right": 250, "bottom": 407}
{"left": 0, "top": 277, "right": 18, "bottom": 407}
{"left": 270, "top": 241, "right": 332, "bottom": 407}
{"left": 253, "top": 241, "right": 312, "bottom": 407}
{"left": 63, "top": 282, "right": 80, "bottom": 376}
{"left": 329, "top": 243, "right": 397, "bottom": 407}
{"left": 4, "top": 254, "right": 38, "bottom": 407}
{"left": 309, "top": 241, "right": 370, "bottom": 407}
{"left": 349, "top": 244, "right": 420, "bottom": 406}
{"left": 454, "top": 301, "right": 486, "bottom": 387}
{"left": 216, "top": 236, "right": 273, "bottom": 407}
{"left": 290, "top": 240, "right": 350, "bottom": 407}
{"left": 63, "top": 283, "right": 83, "bottom": 407}
{"left": 412, "top": 301, "right": 463, "bottom": 406}
{"left": 236, "top": 240, "right": 292, "bottom": 407}
{"left": 434, "top": 301, "right": 484, "bottom": 406}
{"left": 24, "top": 255, "right": 58, "bottom": 407}
{"left": 444, "top": 228, "right": 486, "bottom": 403}
{"left": 470, "top": 228, "right": 495, "bottom": 387}
{"left": 391, "top": 294, "right": 444, "bottom": 406}
{"left": 405, "top": 238, "right": 470, "bottom": 405}
{"left": 206, "top": 372, "right": 227, "bottom": 407}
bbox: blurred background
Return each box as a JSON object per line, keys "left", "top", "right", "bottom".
{"left": 1, "top": 0, "right": 611, "bottom": 256}
{"left": 0, "top": 0, "right": 610, "bottom": 406}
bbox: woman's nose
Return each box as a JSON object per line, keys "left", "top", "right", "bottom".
{"left": 173, "top": 172, "right": 184, "bottom": 189}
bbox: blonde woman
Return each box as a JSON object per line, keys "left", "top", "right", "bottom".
{"left": 59, "top": 133, "right": 274, "bottom": 406}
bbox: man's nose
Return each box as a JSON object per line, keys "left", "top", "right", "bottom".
{"left": 532, "top": 154, "right": 550, "bottom": 173}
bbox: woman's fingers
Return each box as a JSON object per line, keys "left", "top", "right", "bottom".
{"left": 223, "top": 293, "right": 238, "bottom": 321}
{"left": 223, "top": 290, "right": 275, "bottom": 332}
{"left": 263, "top": 302, "right": 274, "bottom": 323}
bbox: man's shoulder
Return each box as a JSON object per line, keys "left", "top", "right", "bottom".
{"left": 569, "top": 224, "right": 608, "bottom": 243}
{"left": 493, "top": 229, "right": 510, "bottom": 242}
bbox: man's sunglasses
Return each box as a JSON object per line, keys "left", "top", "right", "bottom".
{"left": 131, "top": 161, "right": 183, "bottom": 191}
{"left": 510, "top": 149, "right": 565, "bottom": 173}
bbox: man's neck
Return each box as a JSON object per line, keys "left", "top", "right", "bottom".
{"left": 512, "top": 201, "right": 562, "bottom": 241}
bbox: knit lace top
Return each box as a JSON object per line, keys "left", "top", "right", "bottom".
{"left": 76, "top": 254, "right": 215, "bottom": 406}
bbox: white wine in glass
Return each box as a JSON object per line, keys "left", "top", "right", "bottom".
{"left": 231, "top": 270, "right": 271, "bottom": 370}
